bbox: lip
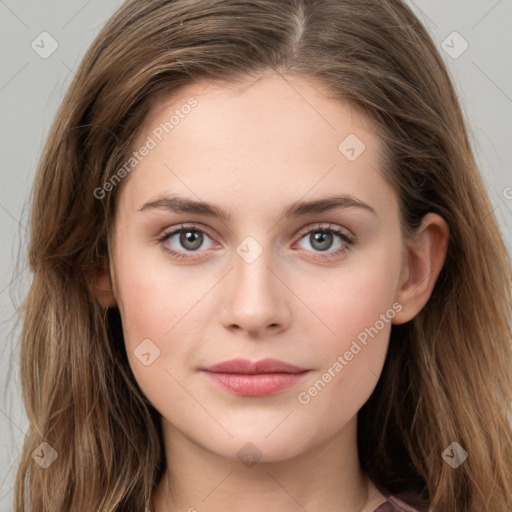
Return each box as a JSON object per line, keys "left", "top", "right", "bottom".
{"left": 200, "top": 358, "right": 310, "bottom": 396}
{"left": 202, "top": 357, "right": 307, "bottom": 374}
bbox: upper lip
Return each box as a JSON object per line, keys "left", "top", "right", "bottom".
{"left": 201, "top": 358, "right": 308, "bottom": 374}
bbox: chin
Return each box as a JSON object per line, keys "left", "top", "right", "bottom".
{"left": 204, "top": 429, "right": 316, "bottom": 465}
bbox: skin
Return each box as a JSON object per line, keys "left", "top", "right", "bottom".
{"left": 94, "top": 71, "right": 449, "bottom": 512}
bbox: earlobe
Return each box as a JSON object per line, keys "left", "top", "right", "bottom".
{"left": 392, "top": 213, "right": 449, "bottom": 325}
{"left": 88, "top": 259, "right": 117, "bottom": 308}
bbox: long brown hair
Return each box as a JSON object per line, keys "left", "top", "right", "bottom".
{"left": 13, "top": 0, "right": 512, "bottom": 510}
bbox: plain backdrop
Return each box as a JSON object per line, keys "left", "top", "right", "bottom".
{"left": 0, "top": 1, "right": 511, "bottom": 509}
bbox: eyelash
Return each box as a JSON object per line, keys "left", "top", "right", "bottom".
{"left": 157, "top": 223, "right": 356, "bottom": 262}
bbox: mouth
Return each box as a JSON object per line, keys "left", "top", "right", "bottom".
{"left": 200, "top": 358, "right": 310, "bottom": 396}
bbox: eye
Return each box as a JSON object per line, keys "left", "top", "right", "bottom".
{"left": 157, "top": 224, "right": 216, "bottom": 260}
{"left": 157, "top": 222, "right": 356, "bottom": 262}
{"left": 295, "top": 223, "right": 356, "bottom": 261}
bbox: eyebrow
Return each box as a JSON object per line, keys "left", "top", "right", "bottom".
{"left": 138, "top": 194, "right": 377, "bottom": 219}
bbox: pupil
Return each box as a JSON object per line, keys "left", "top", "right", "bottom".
{"left": 181, "top": 230, "right": 202, "bottom": 250}
{"left": 312, "top": 231, "right": 332, "bottom": 251}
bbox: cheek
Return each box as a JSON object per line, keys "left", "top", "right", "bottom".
{"left": 292, "top": 244, "right": 400, "bottom": 415}
{"left": 114, "top": 241, "right": 199, "bottom": 341}
{"left": 297, "top": 241, "right": 402, "bottom": 347}
{"left": 116, "top": 276, "right": 174, "bottom": 344}
{"left": 112, "top": 249, "right": 196, "bottom": 388}
{"left": 115, "top": 276, "right": 196, "bottom": 415}
{"left": 294, "top": 302, "right": 394, "bottom": 443}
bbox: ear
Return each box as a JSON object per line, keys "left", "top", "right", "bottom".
{"left": 392, "top": 213, "right": 449, "bottom": 324}
{"left": 88, "top": 258, "right": 117, "bottom": 308}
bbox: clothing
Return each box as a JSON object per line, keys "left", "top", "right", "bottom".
{"left": 373, "top": 490, "right": 428, "bottom": 512}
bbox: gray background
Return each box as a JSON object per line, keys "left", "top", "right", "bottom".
{"left": 0, "top": 1, "right": 511, "bottom": 509}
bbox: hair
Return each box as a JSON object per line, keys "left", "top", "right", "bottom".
{"left": 11, "top": 0, "right": 512, "bottom": 510}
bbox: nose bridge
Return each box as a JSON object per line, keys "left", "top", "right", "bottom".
{"left": 220, "top": 232, "right": 288, "bottom": 333}
{"left": 232, "top": 233, "right": 277, "bottom": 298}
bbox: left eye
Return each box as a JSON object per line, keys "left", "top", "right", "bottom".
{"left": 158, "top": 223, "right": 355, "bottom": 261}
{"left": 296, "top": 226, "right": 354, "bottom": 253}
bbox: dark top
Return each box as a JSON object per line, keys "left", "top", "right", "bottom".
{"left": 373, "top": 490, "right": 429, "bottom": 511}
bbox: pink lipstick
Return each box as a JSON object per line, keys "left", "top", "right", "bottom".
{"left": 200, "top": 358, "right": 309, "bottom": 396}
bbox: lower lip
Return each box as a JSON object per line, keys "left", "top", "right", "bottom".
{"left": 202, "top": 371, "right": 309, "bottom": 396}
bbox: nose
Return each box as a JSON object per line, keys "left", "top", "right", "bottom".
{"left": 218, "top": 242, "right": 291, "bottom": 337}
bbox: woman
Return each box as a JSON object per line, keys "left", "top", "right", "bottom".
{"left": 14, "top": 0, "right": 512, "bottom": 510}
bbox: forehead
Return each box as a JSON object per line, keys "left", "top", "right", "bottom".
{"left": 118, "top": 73, "right": 394, "bottom": 219}
{"left": 139, "top": 73, "right": 375, "bottom": 148}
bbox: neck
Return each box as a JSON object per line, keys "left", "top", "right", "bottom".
{"left": 150, "top": 415, "right": 387, "bottom": 512}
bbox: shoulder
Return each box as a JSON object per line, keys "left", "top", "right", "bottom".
{"left": 373, "top": 490, "right": 430, "bottom": 512}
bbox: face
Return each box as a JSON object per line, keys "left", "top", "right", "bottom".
{"left": 108, "top": 73, "right": 406, "bottom": 462}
